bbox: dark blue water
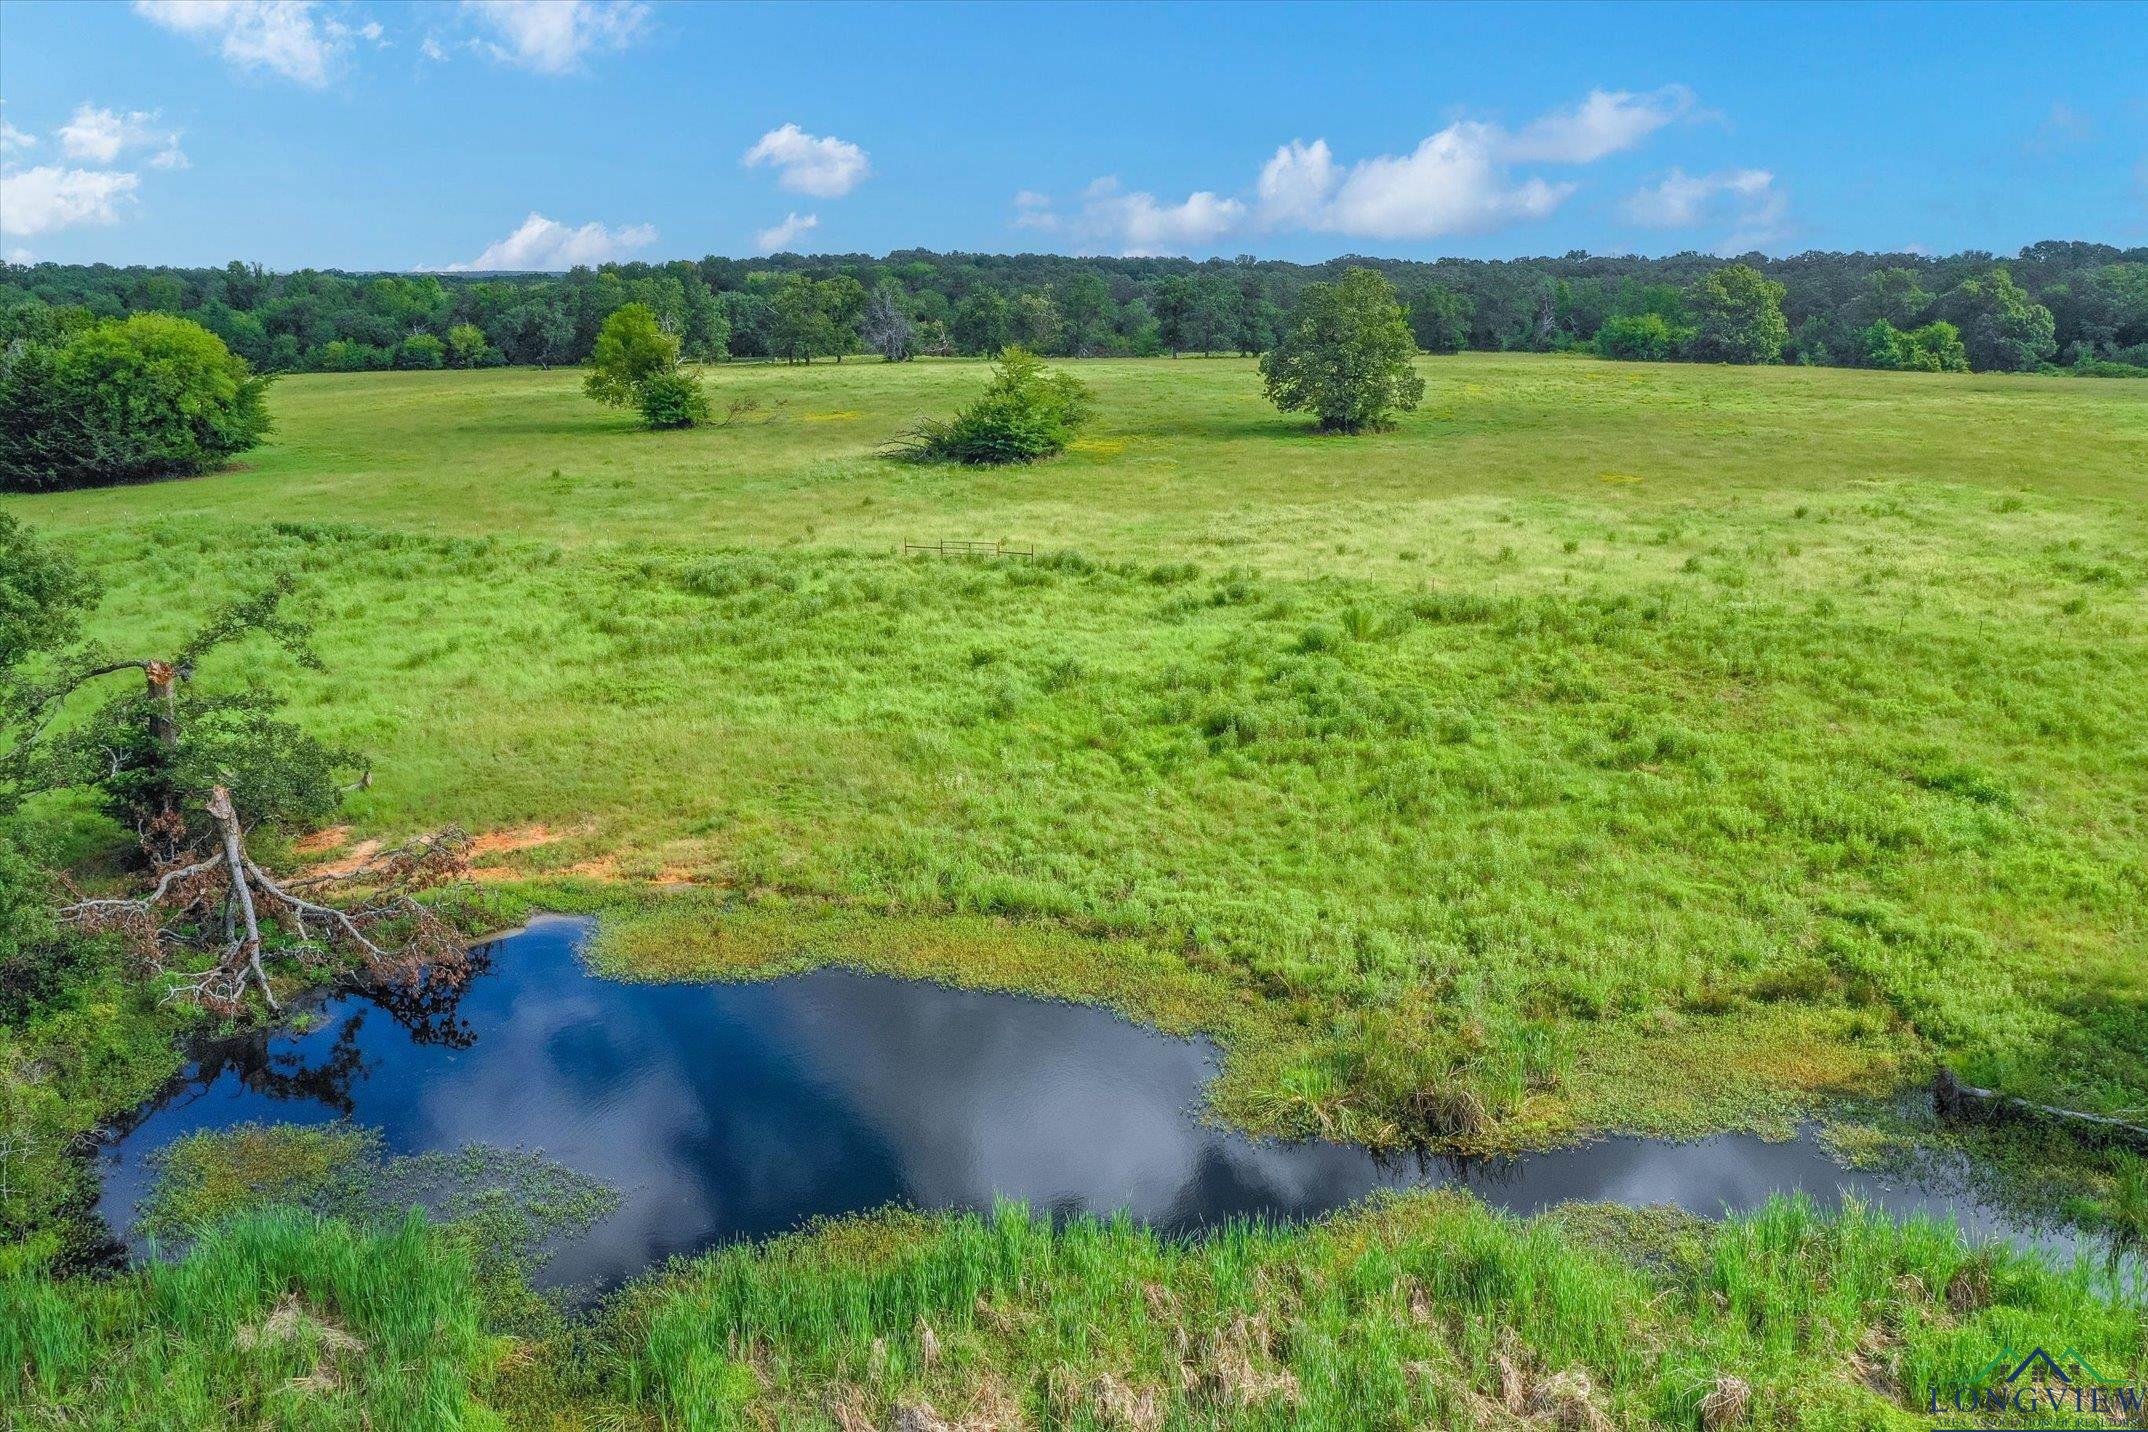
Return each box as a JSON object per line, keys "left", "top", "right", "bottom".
{"left": 96, "top": 914, "right": 2097, "bottom": 1289}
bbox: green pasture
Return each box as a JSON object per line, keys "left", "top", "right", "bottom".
{"left": 7, "top": 354, "right": 2144, "bottom": 1141}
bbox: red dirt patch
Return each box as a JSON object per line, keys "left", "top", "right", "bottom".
{"left": 291, "top": 826, "right": 352, "bottom": 857}
{"left": 467, "top": 823, "right": 581, "bottom": 858}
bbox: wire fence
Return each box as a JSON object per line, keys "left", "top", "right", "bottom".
{"left": 901, "top": 539, "right": 1036, "bottom": 562}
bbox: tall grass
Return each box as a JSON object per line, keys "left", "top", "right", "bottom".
{"left": 6, "top": 1191, "right": 2139, "bottom": 1427}
{"left": 592, "top": 1193, "right": 2142, "bottom": 1430}
{"left": 1, "top": 1211, "right": 495, "bottom": 1430}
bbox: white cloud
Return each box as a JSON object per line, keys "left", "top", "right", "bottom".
{"left": 0, "top": 166, "right": 141, "bottom": 237}
{"left": 1335, "top": 127, "right": 1569, "bottom": 238}
{"left": 742, "top": 124, "right": 870, "bottom": 198}
{"left": 1256, "top": 139, "right": 1336, "bottom": 226}
{"left": 56, "top": 104, "right": 186, "bottom": 170}
{"left": 5, "top": 247, "right": 32, "bottom": 264}
{"left": 1502, "top": 86, "right": 1693, "bottom": 164}
{"left": 1, "top": 119, "right": 34, "bottom": 153}
{"left": 1621, "top": 166, "right": 1788, "bottom": 252}
{"left": 1620, "top": 166, "right": 1768, "bottom": 227}
{"left": 1074, "top": 177, "right": 1245, "bottom": 256}
{"left": 461, "top": 0, "right": 649, "bottom": 74}
{"left": 753, "top": 211, "right": 819, "bottom": 253}
{"left": 1302, "top": 122, "right": 1573, "bottom": 240}
{"left": 420, "top": 35, "right": 449, "bottom": 61}
{"left": 1031, "top": 88, "right": 1696, "bottom": 250}
{"left": 437, "top": 211, "right": 657, "bottom": 270}
{"left": 133, "top": 0, "right": 343, "bottom": 86}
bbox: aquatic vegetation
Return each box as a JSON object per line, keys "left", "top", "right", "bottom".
{"left": 138, "top": 1122, "right": 619, "bottom": 1298}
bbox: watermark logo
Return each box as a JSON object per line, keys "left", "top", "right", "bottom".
{"left": 1926, "top": 1343, "right": 2143, "bottom": 1425}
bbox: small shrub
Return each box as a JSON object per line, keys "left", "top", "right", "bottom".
{"left": 1595, "top": 314, "right": 1683, "bottom": 362}
{"left": 1294, "top": 624, "right": 1342, "bottom": 654}
{"left": 636, "top": 370, "right": 712, "bottom": 430}
{"left": 883, "top": 347, "right": 1094, "bottom": 464}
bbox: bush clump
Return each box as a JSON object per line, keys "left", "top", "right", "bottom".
{"left": 1594, "top": 313, "right": 1685, "bottom": 361}
{"left": 884, "top": 346, "right": 1093, "bottom": 463}
{"left": 0, "top": 312, "right": 271, "bottom": 492}
{"left": 635, "top": 368, "right": 713, "bottom": 429}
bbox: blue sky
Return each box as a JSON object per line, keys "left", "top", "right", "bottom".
{"left": 2, "top": 0, "right": 2142, "bottom": 270}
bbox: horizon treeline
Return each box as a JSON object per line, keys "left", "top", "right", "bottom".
{"left": 3, "top": 240, "right": 2142, "bottom": 376}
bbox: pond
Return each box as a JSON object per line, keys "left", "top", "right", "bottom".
{"left": 96, "top": 914, "right": 2101, "bottom": 1290}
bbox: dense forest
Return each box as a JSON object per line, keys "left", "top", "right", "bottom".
{"left": 3, "top": 241, "right": 2143, "bottom": 375}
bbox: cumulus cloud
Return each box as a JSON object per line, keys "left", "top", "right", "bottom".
{"left": 742, "top": 124, "right": 870, "bottom": 198}
{"left": 437, "top": 211, "right": 656, "bottom": 270}
{"left": 1251, "top": 122, "right": 1572, "bottom": 241}
{"left": 1314, "top": 123, "right": 1572, "bottom": 240}
{"left": 1256, "top": 139, "right": 1336, "bottom": 226}
{"left": 0, "top": 166, "right": 142, "bottom": 237}
{"left": 1031, "top": 87, "right": 1699, "bottom": 251}
{"left": 57, "top": 104, "right": 186, "bottom": 170}
{"left": 1621, "top": 166, "right": 1789, "bottom": 252}
{"left": 753, "top": 211, "right": 819, "bottom": 253}
{"left": 1, "top": 119, "right": 34, "bottom": 153}
{"left": 133, "top": 0, "right": 343, "bottom": 86}
{"left": 1073, "top": 178, "right": 1244, "bottom": 255}
{"left": 461, "top": 0, "right": 650, "bottom": 74}
{"left": 1502, "top": 85, "right": 1694, "bottom": 164}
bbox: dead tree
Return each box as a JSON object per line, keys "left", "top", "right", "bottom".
{"left": 61, "top": 785, "right": 469, "bottom": 1013}
{"left": 14, "top": 577, "right": 472, "bottom": 1015}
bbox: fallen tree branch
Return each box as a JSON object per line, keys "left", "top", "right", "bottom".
{"left": 58, "top": 785, "right": 468, "bottom": 1016}
{"left": 1933, "top": 1068, "right": 2148, "bottom": 1149}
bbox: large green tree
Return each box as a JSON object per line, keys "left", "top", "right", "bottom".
{"left": 818, "top": 275, "right": 868, "bottom": 362}
{"left": 1152, "top": 276, "right": 1194, "bottom": 356}
{"left": 0, "top": 314, "right": 270, "bottom": 492}
{"left": 583, "top": 303, "right": 679, "bottom": 406}
{"left": 1053, "top": 272, "right": 1113, "bottom": 356}
{"left": 1685, "top": 264, "right": 1789, "bottom": 364}
{"left": 767, "top": 276, "right": 838, "bottom": 363}
{"left": 1939, "top": 267, "right": 2058, "bottom": 372}
{"left": 1258, "top": 268, "right": 1425, "bottom": 433}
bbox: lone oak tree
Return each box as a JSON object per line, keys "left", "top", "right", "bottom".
{"left": 583, "top": 303, "right": 681, "bottom": 407}
{"left": 1258, "top": 267, "right": 1425, "bottom": 433}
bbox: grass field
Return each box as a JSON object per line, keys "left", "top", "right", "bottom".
{"left": 6, "top": 353, "right": 2147, "bottom": 1427}
{"left": 7, "top": 354, "right": 2146, "bottom": 1147}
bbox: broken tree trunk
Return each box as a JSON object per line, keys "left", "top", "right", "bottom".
{"left": 1933, "top": 1068, "right": 2148, "bottom": 1150}
{"left": 207, "top": 784, "right": 276, "bottom": 1009}
{"left": 60, "top": 789, "right": 469, "bottom": 1017}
